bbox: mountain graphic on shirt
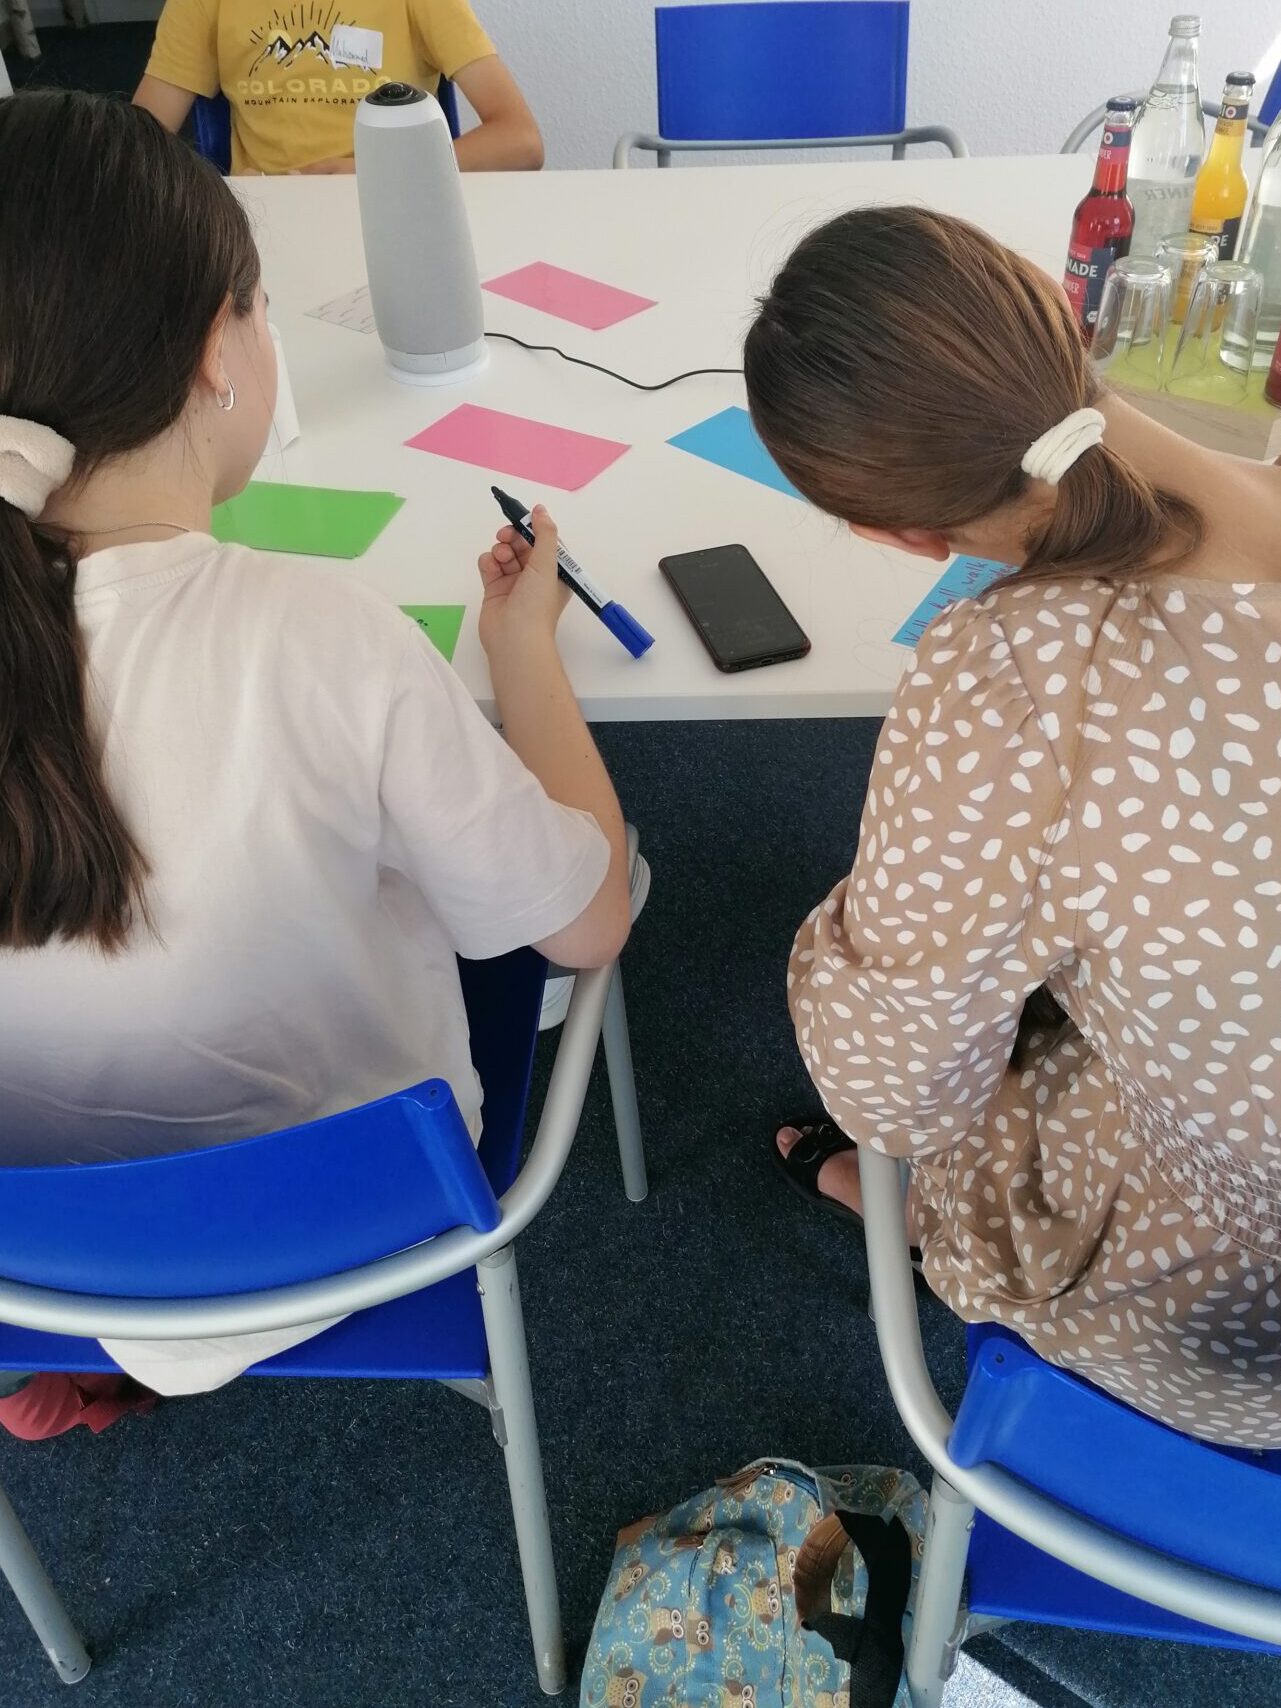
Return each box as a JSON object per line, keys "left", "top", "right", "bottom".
{"left": 247, "top": 4, "right": 359, "bottom": 75}
{"left": 250, "top": 28, "right": 337, "bottom": 72}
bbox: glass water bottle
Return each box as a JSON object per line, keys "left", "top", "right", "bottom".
{"left": 1238, "top": 113, "right": 1281, "bottom": 366}
{"left": 1127, "top": 15, "right": 1205, "bottom": 258}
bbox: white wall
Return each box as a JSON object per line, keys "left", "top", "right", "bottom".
{"left": 472, "top": 0, "right": 1280, "bottom": 168}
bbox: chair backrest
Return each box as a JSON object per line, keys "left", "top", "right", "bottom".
{"left": 655, "top": 1, "right": 908, "bottom": 143}
{"left": 0, "top": 1078, "right": 499, "bottom": 1299}
{"left": 192, "top": 93, "right": 232, "bottom": 172}
{"left": 1061, "top": 95, "right": 1268, "bottom": 155}
{"left": 437, "top": 75, "right": 461, "bottom": 139}
{"left": 952, "top": 1325, "right": 1281, "bottom": 1593}
{"left": 1261, "top": 60, "right": 1281, "bottom": 130}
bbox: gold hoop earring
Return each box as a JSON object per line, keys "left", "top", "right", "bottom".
{"left": 217, "top": 380, "right": 236, "bottom": 412}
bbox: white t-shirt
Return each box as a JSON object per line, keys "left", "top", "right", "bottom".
{"left": 0, "top": 534, "right": 609, "bottom": 1390}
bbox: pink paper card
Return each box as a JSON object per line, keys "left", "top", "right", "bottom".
{"left": 406, "top": 405, "right": 629, "bottom": 492}
{"left": 482, "top": 261, "right": 657, "bottom": 331}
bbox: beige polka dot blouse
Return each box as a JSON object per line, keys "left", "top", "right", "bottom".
{"left": 790, "top": 575, "right": 1281, "bottom": 1446}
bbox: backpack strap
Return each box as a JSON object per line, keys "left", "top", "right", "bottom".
{"left": 794, "top": 1509, "right": 912, "bottom": 1708}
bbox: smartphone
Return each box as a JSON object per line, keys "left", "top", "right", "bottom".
{"left": 659, "top": 544, "right": 811, "bottom": 673}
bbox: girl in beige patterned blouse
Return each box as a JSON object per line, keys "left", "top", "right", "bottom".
{"left": 746, "top": 207, "right": 1281, "bottom": 1447}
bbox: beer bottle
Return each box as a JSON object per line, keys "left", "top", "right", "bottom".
{"left": 1189, "top": 74, "right": 1255, "bottom": 260}
{"left": 1265, "top": 330, "right": 1281, "bottom": 407}
{"left": 1063, "top": 98, "right": 1137, "bottom": 340}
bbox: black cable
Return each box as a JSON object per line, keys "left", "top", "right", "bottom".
{"left": 487, "top": 331, "right": 743, "bottom": 392}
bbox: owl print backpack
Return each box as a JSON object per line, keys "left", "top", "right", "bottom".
{"left": 580, "top": 1460, "right": 925, "bottom": 1708}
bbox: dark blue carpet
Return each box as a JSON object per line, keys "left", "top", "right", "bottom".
{"left": 1, "top": 720, "right": 1277, "bottom": 1707}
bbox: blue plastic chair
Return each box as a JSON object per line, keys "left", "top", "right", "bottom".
{"left": 192, "top": 79, "right": 462, "bottom": 174}
{"left": 614, "top": 2, "right": 967, "bottom": 167}
{"left": 192, "top": 92, "right": 232, "bottom": 172}
{"left": 1262, "top": 60, "right": 1281, "bottom": 131}
{"left": 858, "top": 1148, "right": 1281, "bottom": 1706}
{"left": 0, "top": 934, "right": 648, "bottom": 1695}
{"left": 436, "top": 74, "right": 461, "bottom": 139}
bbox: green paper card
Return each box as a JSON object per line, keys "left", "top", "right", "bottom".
{"left": 401, "top": 604, "right": 466, "bottom": 662}
{"left": 211, "top": 482, "right": 404, "bottom": 558}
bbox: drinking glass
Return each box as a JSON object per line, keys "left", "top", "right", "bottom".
{"left": 1166, "top": 260, "right": 1264, "bottom": 402}
{"left": 1153, "top": 231, "right": 1219, "bottom": 323}
{"left": 1091, "top": 256, "right": 1174, "bottom": 387}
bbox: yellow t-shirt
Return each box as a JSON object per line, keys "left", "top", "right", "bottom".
{"left": 146, "top": 0, "right": 494, "bottom": 174}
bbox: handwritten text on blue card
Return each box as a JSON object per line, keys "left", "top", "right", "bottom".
{"left": 891, "top": 555, "right": 1012, "bottom": 648}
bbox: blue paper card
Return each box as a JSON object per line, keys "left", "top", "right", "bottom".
{"left": 666, "top": 406, "right": 802, "bottom": 499}
{"left": 892, "top": 555, "right": 1012, "bottom": 648}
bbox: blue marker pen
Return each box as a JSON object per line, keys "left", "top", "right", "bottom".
{"left": 490, "top": 486, "right": 654, "bottom": 660}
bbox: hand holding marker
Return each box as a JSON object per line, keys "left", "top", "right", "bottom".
{"left": 491, "top": 487, "right": 654, "bottom": 659}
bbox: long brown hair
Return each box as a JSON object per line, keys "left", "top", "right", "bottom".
{"left": 744, "top": 206, "right": 1203, "bottom": 583}
{"left": 0, "top": 92, "right": 259, "bottom": 951}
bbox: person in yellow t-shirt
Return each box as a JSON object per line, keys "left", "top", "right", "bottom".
{"left": 133, "top": 0, "right": 541, "bottom": 174}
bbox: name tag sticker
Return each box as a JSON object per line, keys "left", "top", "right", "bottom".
{"left": 330, "top": 24, "right": 383, "bottom": 70}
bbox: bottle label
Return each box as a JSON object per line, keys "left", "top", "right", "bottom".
{"left": 1127, "top": 182, "right": 1194, "bottom": 257}
{"left": 1063, "top": 239, "right": 1122, "bottom": 331}
{"left": 1135, "top": 182, "right": 1193, "bottom": 208}
{"left": 1190, "top": 214, "right": 1242, "bottom": 259}
{"left": 1097, "top": 125, "right": 1132, "bottom": 168}
{"left": 1215, "top": 104, "right": 1248, "bottom": 137}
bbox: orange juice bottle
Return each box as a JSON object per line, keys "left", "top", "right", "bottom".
{"left": 1189, "top": 73, "right": 1255, "bottom": 260}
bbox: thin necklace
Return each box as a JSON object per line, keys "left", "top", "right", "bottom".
{"left": 63, "top": 521, "right": 196, "bottom": 540}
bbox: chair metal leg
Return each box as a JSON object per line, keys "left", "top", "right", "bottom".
{"left": 906, "top": 1476, "right": 974, "bottom": 1708}
{"left": 477, "top": 1245, "right": 566, "bottom": 1696}
{"left": 603, "top": 966, "right": 648, "bottom": 1203}
{"left": 868, "top": 1161, "right": 914, "bottom": 1327}
{"left": 0, "top": 1483, "right": 90, "bottom": 1684}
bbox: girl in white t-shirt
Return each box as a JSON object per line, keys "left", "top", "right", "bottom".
{"left": 0, "top": 91, "right": 630, "bottom": 1437}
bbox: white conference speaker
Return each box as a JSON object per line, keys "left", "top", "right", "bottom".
{"left": 354, "top": 83, "right": 487, "bottom": 385}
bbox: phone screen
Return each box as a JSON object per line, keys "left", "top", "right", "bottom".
{"left": 659, "top": 544, "right": 811, "bottom": 672}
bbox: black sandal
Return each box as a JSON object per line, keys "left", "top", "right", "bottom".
{"left": 770, "top": 1115, "right": 924, "bottom": 1267}
{"left": 770, "top": 1116, "right": 865, "bottom": 1226}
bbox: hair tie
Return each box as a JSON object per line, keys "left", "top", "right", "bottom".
{"left": 0, "top": 416, "right": 76, "bottom": 520}
{"left": 1021, "top": 407, "right": 1105, "bottom": 487}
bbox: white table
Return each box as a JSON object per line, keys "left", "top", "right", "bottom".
{"left": 240, "top": 154, "right": 1090, "bottom": 720}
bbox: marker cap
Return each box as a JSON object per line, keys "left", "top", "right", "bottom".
{"left": 600, "top": 602, "right": 654, "bottom": 659}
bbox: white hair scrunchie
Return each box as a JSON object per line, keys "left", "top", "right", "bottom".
{"left": 1020, "top": 406, "right": 1106, "bottom": 487}
{"left": 0, "top": 415, "right": 76, "bottom": 520}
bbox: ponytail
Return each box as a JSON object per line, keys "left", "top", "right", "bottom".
{"left": 0, "top": 503, "right": 147, "bottom": 951}
{"left": 1019, "top": 430, "right": 1203, "bottom": 584}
